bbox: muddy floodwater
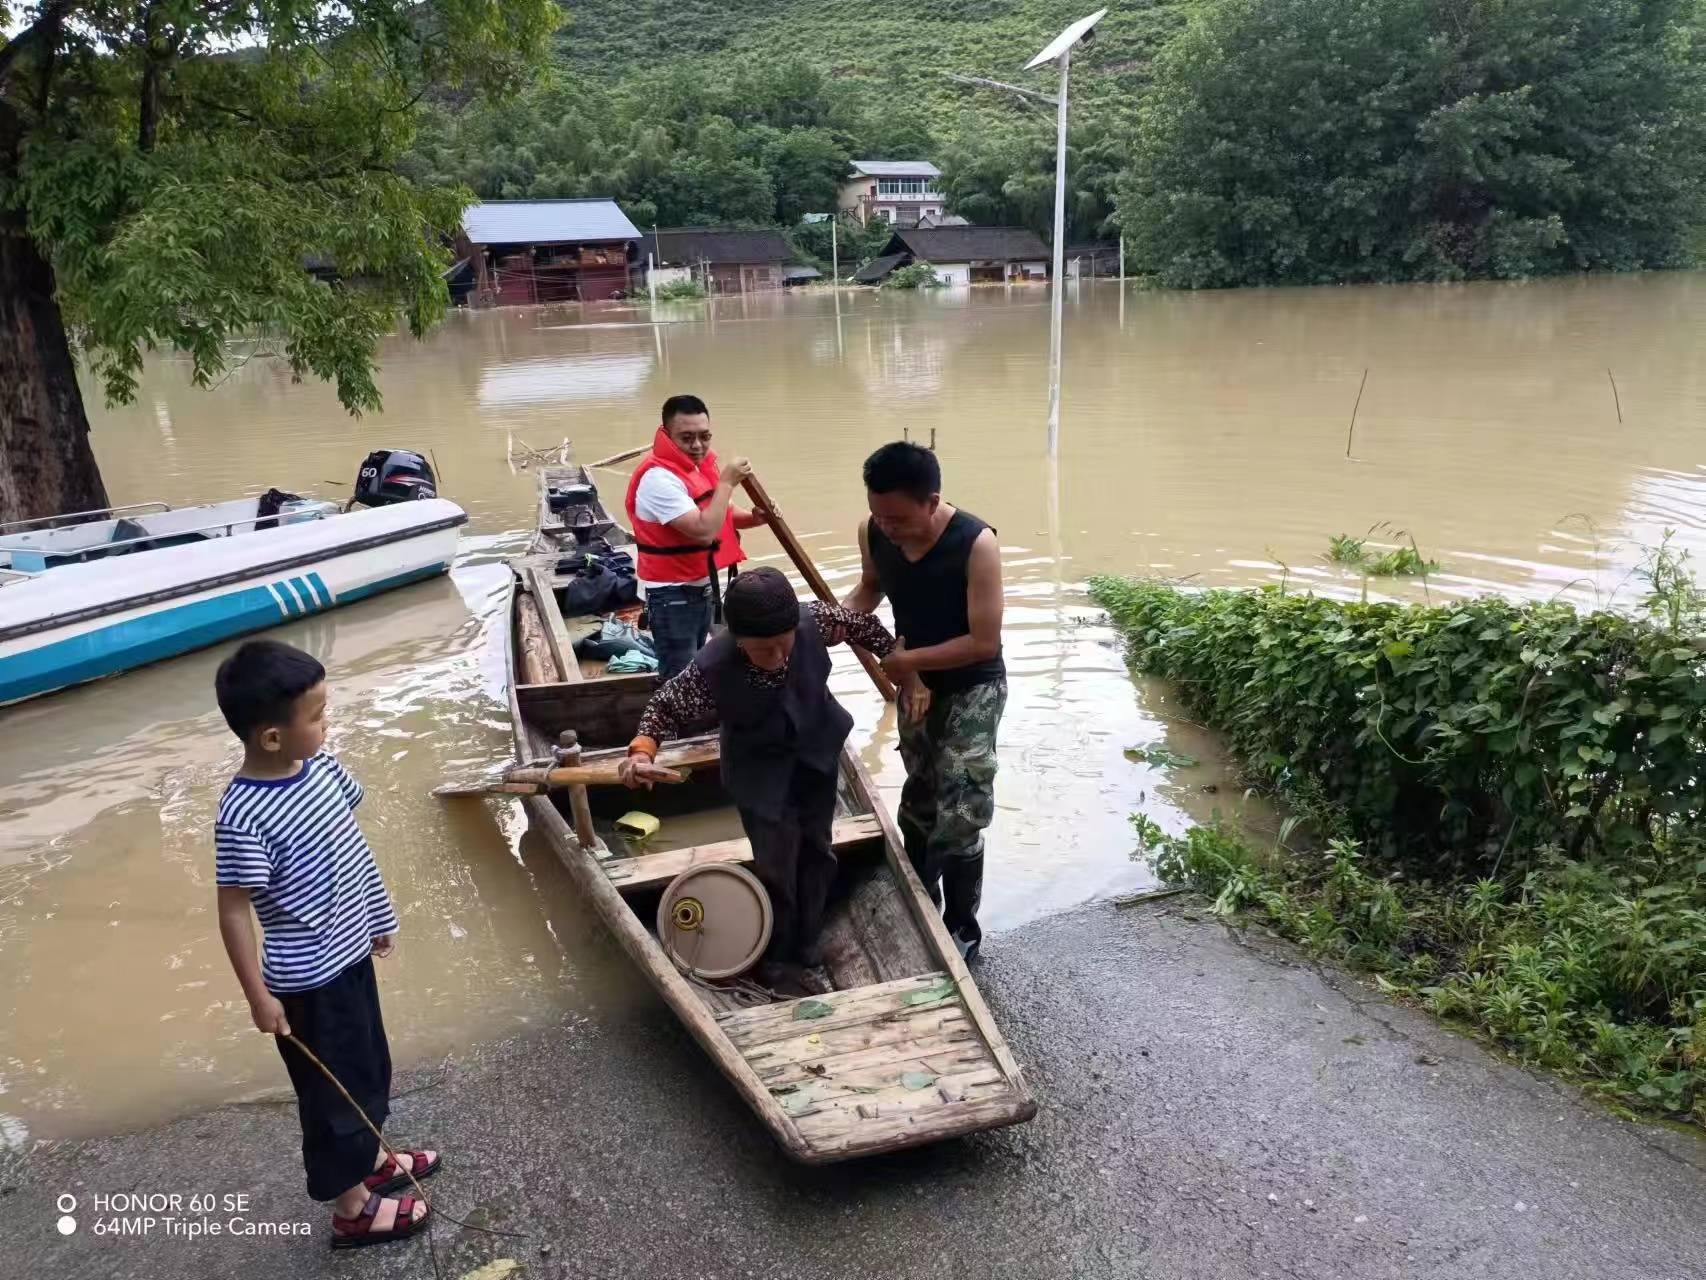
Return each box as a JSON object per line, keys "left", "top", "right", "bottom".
{"left": 4, "top": 275, "right": 1705, "bottom": 1144}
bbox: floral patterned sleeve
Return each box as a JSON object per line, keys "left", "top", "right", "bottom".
{"left": 635, "top": 664, "right": 718, "bottom": 745}
{"left": 809, "top": 601, "right": 896, "bottom": 657}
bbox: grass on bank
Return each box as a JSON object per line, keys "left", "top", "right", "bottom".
{"left": 1091, "top": 538, "right": 1706, "bottom": 1127}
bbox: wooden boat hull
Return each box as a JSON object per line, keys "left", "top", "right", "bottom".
{"left": 502, "top": 460, "right": 1035, "bottom": 1163}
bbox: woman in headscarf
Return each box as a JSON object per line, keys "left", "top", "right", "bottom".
{"left": 620, "top": 567, "right": 925, "bottom": 993}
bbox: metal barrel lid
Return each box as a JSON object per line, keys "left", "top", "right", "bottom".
{"left": 657, "top": 863, "right": 773, "bottom": 980}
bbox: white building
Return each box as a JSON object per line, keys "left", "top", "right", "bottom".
{"left": 838, "top": 160, "right": 946, "bottom": 228}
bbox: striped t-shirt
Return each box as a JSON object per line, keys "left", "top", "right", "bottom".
{"left": 214, "top": 752, "right": 399, "bottom": 994}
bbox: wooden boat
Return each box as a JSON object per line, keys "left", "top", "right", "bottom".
{"left": 500, "top": 454, "right": 1036, "bottom": 1162}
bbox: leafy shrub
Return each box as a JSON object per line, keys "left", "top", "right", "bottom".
{"left": 882, "top": 262, "right": 945, "bottom": 290}
{"left": 1090, "top": 551, "right": 1706, "bottom": 871}
{"left": 1366, "top": 546, "right": 1437, "bottom": 577}
{"left": 1106, "top": 542, "right": 1706, "bottom": 1125}
{"left": 1324, "top": 524, "right": 1438, "bottom": 576}
{"left": 654, "top": 278, "right": 707, "bottom": 301}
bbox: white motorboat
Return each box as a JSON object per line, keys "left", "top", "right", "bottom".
{"left": 0, "top": 450, "right": 466, "bottom": 706}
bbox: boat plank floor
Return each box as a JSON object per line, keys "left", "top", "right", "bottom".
{"left": 723, "top": 977, "right": 1017, "bottom": 1157}
{"left": 604, "top": 815, "right": 883, "bottom": 893}
{"left": 719, "top": 973, "right": 956, "bottom": 1045}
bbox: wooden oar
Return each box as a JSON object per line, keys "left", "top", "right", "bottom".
{"left": 434, "top": 738, "right": 719, "bottom": 797}
{"left": 740, "top": 472, "right": 898, "bottom": 702}
{"left": 434, "top": 762, "right": 684, "bottom": 797}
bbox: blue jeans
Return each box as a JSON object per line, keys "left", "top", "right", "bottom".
{"left": 646, "top": 583, "right": 712, "bottom": 679}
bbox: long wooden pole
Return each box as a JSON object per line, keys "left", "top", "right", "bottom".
{"left": 740, "top": 473, "right": 898, "bottom": 702}
{"left": 586, "top": 443, "right": 650, "bottom": 470}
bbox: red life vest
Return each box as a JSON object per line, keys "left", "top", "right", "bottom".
{"left": 624, "top": 426, "right": 746, "bottom": 584}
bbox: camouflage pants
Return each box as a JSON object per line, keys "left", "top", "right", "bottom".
{"left": 897, "top": 677, "right": 1006, "bottom": 949}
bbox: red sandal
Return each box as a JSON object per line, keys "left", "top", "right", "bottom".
{"left": 364, "top": 1148, "right": 441, "bottom": 1196}
{"left": 330, "top": 1192, "right": 432, "bottom": 1249}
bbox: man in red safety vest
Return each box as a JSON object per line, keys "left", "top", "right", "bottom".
{"left": 624, "top": 394, "right": 768, "bottom": 677}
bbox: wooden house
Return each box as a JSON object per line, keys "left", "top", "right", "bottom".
{"left": 458, "top": 199, "right": 643, "bottom": 306}
{"left": 642, "top": 228, "right": 793, "bottom": 294}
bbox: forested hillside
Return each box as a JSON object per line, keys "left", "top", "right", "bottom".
{"left": 401, "top": 0, "right": 1706, "bottom": 285}
{"left": 403, "top": 0, "right": 1181, "bottom": 258}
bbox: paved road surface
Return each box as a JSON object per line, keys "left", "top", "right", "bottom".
{"left": 5, "top": 901, "right": 1703, "bottom": 1279}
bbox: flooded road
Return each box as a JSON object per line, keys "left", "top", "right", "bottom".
{"left": 4, "top": 274, "right": 1705, "bottom": 1143}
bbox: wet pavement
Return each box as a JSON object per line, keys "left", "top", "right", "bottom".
{"left": 4, "top": 899, "right": 1704, "bottom": 1280}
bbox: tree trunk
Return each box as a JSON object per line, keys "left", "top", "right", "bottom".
{"left": 0, "top": 223, "right": 110, "bottom": 525}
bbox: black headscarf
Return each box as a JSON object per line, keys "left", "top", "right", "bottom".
{"left": 723, "top": 567, "right": 800, "bottom": 638}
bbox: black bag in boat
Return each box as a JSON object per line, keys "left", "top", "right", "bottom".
{"left": 556, "top": 549, "right": 640, "bottom": 615}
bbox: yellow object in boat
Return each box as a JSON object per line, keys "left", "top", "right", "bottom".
{"left": 615, "top": 811, "right": 660, "bottom": 840}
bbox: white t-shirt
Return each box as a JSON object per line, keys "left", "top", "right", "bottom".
{"left": 634, "top": 468, "right": 709, "bottom": 589}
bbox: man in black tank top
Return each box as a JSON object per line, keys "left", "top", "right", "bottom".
{"left": 846, "top": 442, "right": 1006, "bottom": 961}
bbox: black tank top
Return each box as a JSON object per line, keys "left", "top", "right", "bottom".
{"left": 867, "top": 509, "right": 1005, "bottom": 694}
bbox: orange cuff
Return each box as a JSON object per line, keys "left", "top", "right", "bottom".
{"left": 628, "top": 736, "right": 658, "bottom": 761}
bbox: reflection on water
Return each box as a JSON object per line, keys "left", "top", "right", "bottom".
{"left": 478, "top": 351, "right": 655, "bottom": 407}
{"left": 5, "top": 274, "right": 1706, "bottom": 1141}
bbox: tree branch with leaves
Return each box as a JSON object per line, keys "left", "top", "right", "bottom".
{"left": 0, "top": 0, "right": 560, "bottom": 522}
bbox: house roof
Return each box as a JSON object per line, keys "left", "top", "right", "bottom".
{"left": 853, "top": 252, "right": 908, "bottom": 285}
{"left": 782, "top": 264, "right": 822, "bottom": 281}
{"left": 462, "top": 199, "right": 640, "bottom": 245}
{"left": 889, "top": 226, "right": 1050, "bottom": 262}
{"left": 917, "top": 212, "right": 970, "bottom": 228}
{"left": 643, "top": 227, "right": 792, "bottom": 266}
{"left": 849, "top": 160, "right": 942, "bottom": 178}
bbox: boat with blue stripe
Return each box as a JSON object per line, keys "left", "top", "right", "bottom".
{"left": 0, "top": 449, "right": 466, "bottom": 706}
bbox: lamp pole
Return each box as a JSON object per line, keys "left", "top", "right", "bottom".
{"left": 952, "top": 10, "right": 1106, "bottom": 460}
{"left": 1046, "top": 46, "right": 1070, "bottom": 458}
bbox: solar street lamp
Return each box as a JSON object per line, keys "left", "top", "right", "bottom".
{"left": 1026, "top": 9, "right": 1106, "bottom": 457}
{"left": 951, "top": 10, "right": 1107, "bottom": 456}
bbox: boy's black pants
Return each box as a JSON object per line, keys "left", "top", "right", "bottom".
{"left": 275, "top": 955, "right": 392, "bottom": 1201}
{"left": 738, "top": 763, "right": 840, "bottom": 965}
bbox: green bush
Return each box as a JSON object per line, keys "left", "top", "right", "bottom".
{"left": 1089, "top": 546, "right": 1706, "bottom": 871}
{"left": 1100, "top": 543, "right": 1706, "bottom": 1124}
{"left": 654, "top": 278, "right": 707, "bottom": 301}
{"left": 882, "top": 262, "right": 945, "bottom": 290}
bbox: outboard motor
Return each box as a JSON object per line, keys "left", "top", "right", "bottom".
{"left": 351, "top": 449, "right": 438, "bottom": 507}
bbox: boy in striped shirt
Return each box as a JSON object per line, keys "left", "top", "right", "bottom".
{"left": 214, "top": 639, "right": 438, "bottom": 1249}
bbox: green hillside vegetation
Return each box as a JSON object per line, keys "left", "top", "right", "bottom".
{"left": 402, "top": 0, "right": 1706, "bottom": 284}
{"left": 402, "top": 1, "right": 1181, "bottom": 267}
